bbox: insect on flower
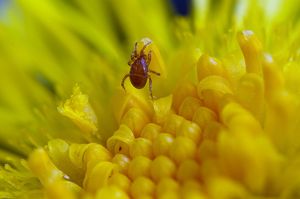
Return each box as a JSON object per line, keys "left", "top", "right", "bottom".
{"left": 121, "top": 39, "right": 160, "bottom": 99}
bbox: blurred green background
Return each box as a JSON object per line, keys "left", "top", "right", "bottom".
{"left": 0, "top": 0, "right": 184, "bottom": 157}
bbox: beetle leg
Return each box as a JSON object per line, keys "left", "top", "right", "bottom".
{"left": 148, "top": 75, "right": 153, "bottom": 100}
{"left": 133, "top": 42, "right": 138, "bottom": 57}
{"left": 148, "top": 70, "right": 160, "bottom": 76}
{"left": 128, "top": 60, "right": 133, "bottom": 66}
{"left": 146, "top": 50, "right": 152, "bottom": 66}
{"left": 141, "top": 41, "right": 152, "bottom": 55}
{"left": 121, "top": 74, "right": 130, "bottom": 91}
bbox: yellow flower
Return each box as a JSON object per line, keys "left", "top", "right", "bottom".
{"left": 1, "top": 0, "right": 300, "bottom": 198}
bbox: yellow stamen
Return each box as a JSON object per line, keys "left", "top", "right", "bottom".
{"left": 173, "top": 82, "right": 198, "bottom": 112}
{"left": 127, "top": 156, "right": 151, "bottom": 180}
{"left": 177, "top": 120, "right": 202, "bottom": 144}
{"left": 197, "top": 76, "right": 232, "bottom": 112}
{"left": 121, "top": 107, "right": 150, "bottom": 137}
{"left": 178, "top": 96, "right": 202, "bottom": 120}
{"left": 169, "top": 136, "right": 196, "bottom": 164}
{"left": 152, "top": 95, "right": 173, "bottom": 124}
{"left": 152, "top": 133, "right": 174, "bottom": 157}
{"left": 150, "top": 155, "right": 176, "bottom": 182}
{"left": 129, "top": 138, "right": 153, "bottom": 158}
{"left": 162, "top": 114, "right": 184, "bottom": 136}
{"left": 237, "top": 30, "right": 263, "bottom": 75}
{"left": 197, "top": 54, "right": 227, "bottom": 81}
{"left": 192, "top": 106, "right": 217, "bottom": 129}
{"left": 130, "top": 176, "right": 155, "bottom": 198}
{"left": 155, "top": 178, "right": 179, "bottom": 198}
{"left": 140, "top": 123, "right": 162, "bottom": 142}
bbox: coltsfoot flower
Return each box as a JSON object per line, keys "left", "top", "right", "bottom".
{"left": 1, "top": 0, "right": 300, "bottom": 199}
{"left": 27, "top": 30, "right": 300, "bottom": 198}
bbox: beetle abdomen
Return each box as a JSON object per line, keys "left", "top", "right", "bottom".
{"left": 129, "top": 57, "right": 148, "bottom": 89}
{"left": 130, "top": 75, "right": 147, "bottom": 88}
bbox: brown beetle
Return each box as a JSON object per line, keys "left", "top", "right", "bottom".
{"left": 121, "top": 40, "right": 160, "bottom": 99}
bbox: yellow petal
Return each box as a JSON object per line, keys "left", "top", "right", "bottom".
{"left": 58, "top": 85, "right": 99, "bottom": 141}
{"left": 27, "top": 148, "right": 64, "bottom": 186}
{"left": 107, "top": 125, "right": 135, "bottom": 156}
{"left": 83, "top": 161, "right": 119, "bottom": 193}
